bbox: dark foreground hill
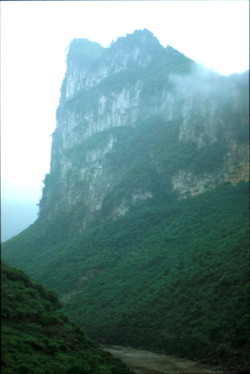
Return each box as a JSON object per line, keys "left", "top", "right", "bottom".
{"left": 1, "top": 262, "right": 132, "bottom": 374}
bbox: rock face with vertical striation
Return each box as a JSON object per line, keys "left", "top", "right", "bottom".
{"left": 39, "top": 29, "right": 249, "bottom": 227}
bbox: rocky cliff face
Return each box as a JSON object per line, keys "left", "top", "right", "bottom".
{"left": 39, "top": 29, "right": 249, "bottom": 226}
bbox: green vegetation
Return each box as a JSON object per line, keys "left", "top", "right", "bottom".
{"left": 2, "top": 182, "right": 249, "bottom": 371}
{"left": 2, "top": 99, "right": 249, "bottom": 373}
{"left": 40, "top": 115, "right": 228, "bottom": 223}
{"left": 1, "top": 262, "right": 132, "bottom": 374}
{"left": 64, "top": 182, "right": 250, "bottom": 366}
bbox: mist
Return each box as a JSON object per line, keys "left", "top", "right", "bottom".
{"left": 1, "top": 0, "right": 248, "bottom": 241}
{"left": 1, "top": 200, "right": 38, "bottom": 241}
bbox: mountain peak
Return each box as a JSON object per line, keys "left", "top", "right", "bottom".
{"left": 109, "top": 28, "right": 162, "bottom": 53}
{"left": 67, "top": 38, "right": 104, "bottom": 65}
{"left": 129, "top": 28, "right": 158, "bottom": 41}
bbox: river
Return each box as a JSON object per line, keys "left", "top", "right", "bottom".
{"left": 103, "top": 345, "right": 223, "bottom": 374}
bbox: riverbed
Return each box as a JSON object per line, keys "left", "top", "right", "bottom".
{"left": 103, "top": 345, "right": 223, "bottom": 374}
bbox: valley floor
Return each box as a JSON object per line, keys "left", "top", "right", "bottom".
{"left": 103, "top": 345, "right": 225, "bottom": 374}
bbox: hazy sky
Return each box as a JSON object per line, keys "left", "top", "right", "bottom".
{"left": 1, "top": 0, "right": 249, "bottom": 211}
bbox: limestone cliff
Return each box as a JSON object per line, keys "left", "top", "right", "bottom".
{"left": 39, "top": 29, "right": 249, "bottom": 226}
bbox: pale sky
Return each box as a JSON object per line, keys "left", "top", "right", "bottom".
{"left": 1, "top": 1, "right": 249, "bottom": 213}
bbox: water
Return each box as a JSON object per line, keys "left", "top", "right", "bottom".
{"left": 103, "top": 345, "right": 222, "bottom": 374}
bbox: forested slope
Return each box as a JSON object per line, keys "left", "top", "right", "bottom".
{"left": 63, "top": 182, "right": 250, "bottom": 370}
{"left": 2, "top": 182, "right": 249, "bottom": 371}
{"left": 1, "top": 262, "right": 132, "bottom": 374}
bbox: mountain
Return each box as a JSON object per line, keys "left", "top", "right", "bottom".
{"left": 1, "top": 262, "right": 132, "bottom": 374}
{"left": 2, "top": 29, "right": 249, "bottom": 371}
{"left": 38, "top": 29, "right": 248, "bottom": 228}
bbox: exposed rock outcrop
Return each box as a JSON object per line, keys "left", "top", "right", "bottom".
{"left": 39, "top": 29, "right": 249, "bottom": 225}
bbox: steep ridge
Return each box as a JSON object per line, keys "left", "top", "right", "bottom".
{"left": 2, "top": 29, "right": 249, "bottom": 372}
{"left": 1, "top": 262, "right": 132, "bottom": 374}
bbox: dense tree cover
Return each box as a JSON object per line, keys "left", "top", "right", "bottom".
{"left": 63, "top": 182, "right": 250, "bottom": 368}
{"left": 1, "top": 263, "right": 132, "bottom": 374}
{"left": 2, "top": 182, "right": 249, "bottom": 372}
